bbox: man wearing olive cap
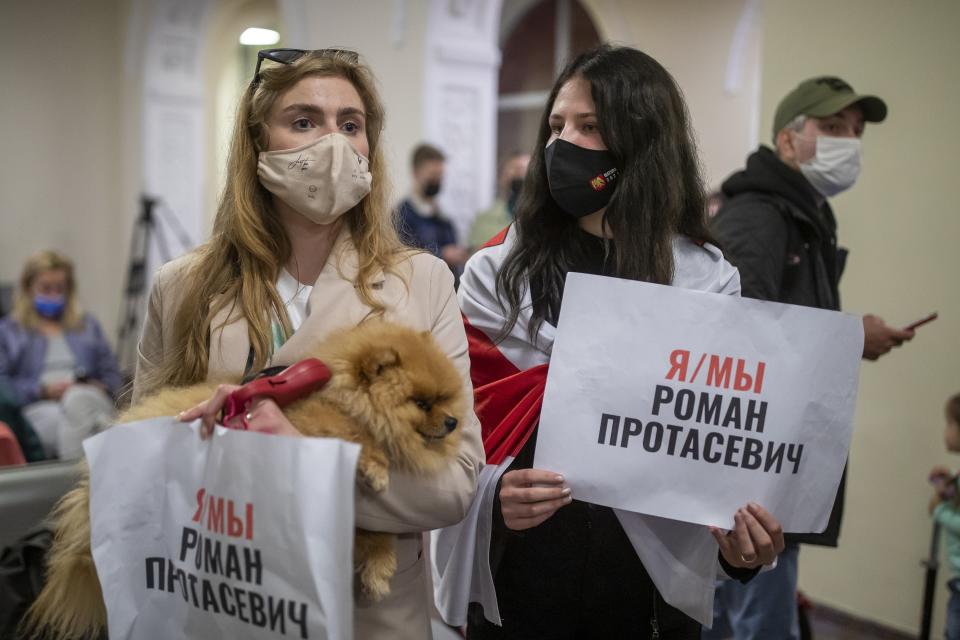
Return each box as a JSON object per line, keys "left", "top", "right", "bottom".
{"left": 703, "top": 77, "right": 915, "bottom": 639}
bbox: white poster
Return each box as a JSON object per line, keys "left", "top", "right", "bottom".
{"left": 534, "top": 273, "right": 863, "bottom": 534}
{"left": 85, "top": 418, "right": 360, "bottom": 640}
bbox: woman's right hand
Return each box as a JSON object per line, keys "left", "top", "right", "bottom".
{"left": 499, "top": 468, "right": 572, "bottom": 531}
{"left": 177, "top": 384, "right": 305, "bottom": 441}
{"left": 177, "top": 384, "right": 243, "bottom": 439}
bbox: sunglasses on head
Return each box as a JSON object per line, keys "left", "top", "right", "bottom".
{"left": 251, "top": 48, "right": 360, "bottom": 86}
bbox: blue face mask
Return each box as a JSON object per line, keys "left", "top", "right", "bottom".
{"left": 34, "top": 295, "right": 66, "bottom": 319}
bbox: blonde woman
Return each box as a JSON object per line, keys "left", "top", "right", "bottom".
{"left": 136, "top": 49, "right": 482, "bottom": 638}
{"left": 0, "top": 250, "right": 121, "bottom": 460}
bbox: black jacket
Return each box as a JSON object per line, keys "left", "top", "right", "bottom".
{"left": 714, "top": 146, "right": 847, "bottom": 311}
{"left": 712, "top": 146, "right": 848, "bottom": 547}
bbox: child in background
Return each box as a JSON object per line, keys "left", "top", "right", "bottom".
{"left": 929, "top": 392, "right": 960, "bottom": 640}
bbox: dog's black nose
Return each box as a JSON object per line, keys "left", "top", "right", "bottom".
{"left": 444, "top": 416, "right": 458, "bottom": 432}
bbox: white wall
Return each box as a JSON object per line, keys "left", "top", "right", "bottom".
{"left": 205, "top": 0, "right": 280, "bottom": 232}
{"left": 216, "top": 0, "right": 761, "bottom": 243}
{"left": 584, "top": 0, "right": 762, "bottom": 189}
{"left": 5, "top": 4, "right": 957, "bottom": 630}
{"left": 761, "top": 0, "right": 960, "bottom": 633}
{"left": 523, "top": 1, "right": 960, "bottom": 632}
{"left": 0, "top": 0, "right": 129, "bottom": 344}
{"left": 0, "top": 0, "right": 433, "bottom": 348}
{"left": 282, "top": 1, "right": 432, "bottom": 210}
{"left": 579, "top": 3, "right": 960, "bottom": 631}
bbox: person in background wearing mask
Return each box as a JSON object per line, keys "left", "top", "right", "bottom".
{"left": 0, "top": 250, "right": 121, "bottom": 460}
{"left": 396, "top": 143, "right": 469, "bottom": 272}
{"left": 704, "top": 77, "right": 915, "bottom": 639}
{"left": 468, "top": 151, "right": 531, "bottom": 250}
{"left": 138, "top": 49, "right": 480, "bottom": 639}
{"left": 437, "top": 45, "right": 785, "bottom": 639}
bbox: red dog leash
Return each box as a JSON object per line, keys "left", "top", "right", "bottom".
{"left": 221, "top": 358, "right": 332, "bottom": 430}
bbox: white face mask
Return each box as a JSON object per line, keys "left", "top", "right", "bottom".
{"left": 798, "top": 135, "right": 862, "bottom": 198}
{"left": 258, "top": 133, "right": 373, "bottom": 224}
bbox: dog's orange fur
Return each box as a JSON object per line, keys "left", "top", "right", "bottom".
{"left": 23, "top": 321, "right": 465, "bottom": 640}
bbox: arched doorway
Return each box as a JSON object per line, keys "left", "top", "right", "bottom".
{"left": 497, "top": 0, "right": 601, "bottom": 166}
{"left": 422, "top": 0, "right": 602, "bottom": 241}
{"left": 118, "top": 0, "right": 284, "bottom": 368}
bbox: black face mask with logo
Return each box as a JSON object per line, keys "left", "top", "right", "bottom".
{"left": 544, "top": 138, "right": 619, "bottom": 218}
{"left": 423, "top": 180, "right": 442, "bottom": 198}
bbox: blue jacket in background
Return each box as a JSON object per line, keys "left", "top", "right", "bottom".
{"left": 396, "top": 198, "right": 458, "bottom": 258}
{"left": 0, "top": 314, "right": 123, "bottom": 406}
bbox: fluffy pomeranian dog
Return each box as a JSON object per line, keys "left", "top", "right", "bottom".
{"left": 24, "top": 320, "right": 466, "bottom": 640}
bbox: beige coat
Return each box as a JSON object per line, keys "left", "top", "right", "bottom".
{"left": 133, "top": 227, "right": 483, "bottom": 639}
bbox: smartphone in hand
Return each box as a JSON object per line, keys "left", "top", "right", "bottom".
{"left": 904, "top": 312, "right": 938, "bottom": 331}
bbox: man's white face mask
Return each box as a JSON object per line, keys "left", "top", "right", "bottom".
{"left": 258, "top": 133, "right": 372, "bottom": 224}
{"left": 798, "top": 135, "right": 862, "bottom": 198}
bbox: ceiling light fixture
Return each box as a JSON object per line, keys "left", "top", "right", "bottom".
{"left": 239, "top": 28, "right": 280, "bottom": 46}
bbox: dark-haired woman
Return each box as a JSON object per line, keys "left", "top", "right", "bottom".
{"left": 441, "top": 46, "right": 785, "bottom": 638}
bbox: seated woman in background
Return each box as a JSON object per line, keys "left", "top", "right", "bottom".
{"left": 0, "top": 250, "right": 121, "bottom": 460}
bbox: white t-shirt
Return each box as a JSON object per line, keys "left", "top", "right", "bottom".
{"left": 273, "top": 269, "right": 313, "bottom": 351}
{"left": 40, "top": 333, "right": 77, "bottom": 386}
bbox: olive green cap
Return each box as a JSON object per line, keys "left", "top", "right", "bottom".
{"left": 773, "top": 76, "right": 887, "bottom": 141}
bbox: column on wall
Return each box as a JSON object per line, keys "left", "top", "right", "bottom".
{"left": 423, "top": 0, "right": 503, "bottom": 244}
{"left": 140, "top": 0, "right": 211, "bottom": 271}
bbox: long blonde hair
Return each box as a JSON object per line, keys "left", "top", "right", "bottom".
{"left": 157, "top": 51, "right": 406, "bottom": 387}
{"left": 13, "top": 250, "right": 84, "bottom": 331}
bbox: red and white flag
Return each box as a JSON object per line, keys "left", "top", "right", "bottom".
{"left": 432, "top": 225, "right": 743, "bottom": 627}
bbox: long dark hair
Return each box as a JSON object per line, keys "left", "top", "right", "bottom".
{"left": 496, "top": 45, "right": 714, "bottom": 340}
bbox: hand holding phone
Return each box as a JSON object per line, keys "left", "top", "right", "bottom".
{"left": 903, "top": 312, "right": 938, "bottom": 332}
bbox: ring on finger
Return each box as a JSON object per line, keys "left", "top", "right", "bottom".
{"left": 739, "top": 553, "right": 756, "bottom": 564}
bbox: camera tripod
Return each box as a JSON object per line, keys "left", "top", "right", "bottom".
{"left": 115, "top": 195, "right": 193, "bottom": 375}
